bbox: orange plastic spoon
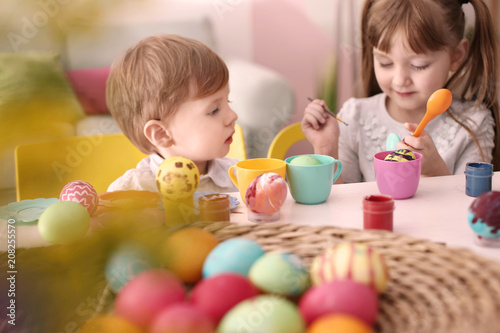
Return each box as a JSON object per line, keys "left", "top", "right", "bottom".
{"left": 413, "top": 88, "right": 452, "bottom": 137}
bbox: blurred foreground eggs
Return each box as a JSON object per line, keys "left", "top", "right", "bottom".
{"left": 161, "top": 227, "right": 219, "bottom": 283}
{"left": 203, "top": 238, "right": 265, "bottom": 278}
{"left": 59, "top": 180, "right": 99, "bottom": 215}
{"left": 38, "top": 201, "right": 90, "bottom": 245}
{"left": 310, "top": 242, "right": 389, "bottom": 293}
{"left": 156, "top": 156, "right": 199, "bottom": 201}
{"left": 80, "top": 314, "right": 142, "bottom": 333}
{"left": 105, "top": 242, "right": 157, "bottom": 293}
{"left": 218, "top": 295, "right": 305, "bottom": 333}
{"left": 114, "top": 269, "right": 186, "bottom": 329}
{"left": 249, "top": 252, "right": 309, "bottom": 296}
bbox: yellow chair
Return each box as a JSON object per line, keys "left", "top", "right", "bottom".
{"left": 15, "top": 125, "right": 246, "bottom": 201}
{"left": 227, "top": 124, "right": 247, "bottom": 161}
{"left": 267, "top": 122, "right": 306, "bottom": 160}
{"left": 15, "top": 133, "right": 148, "bottom": 201}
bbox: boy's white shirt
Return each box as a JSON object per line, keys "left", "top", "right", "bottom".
{"left": 107, "top": 154, "right": 239, "bottom": 193}
{"left": 338, "top": 93, "right": 495, "bottom": 183}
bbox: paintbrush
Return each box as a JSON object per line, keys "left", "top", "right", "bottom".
{"left": 307, "top": 97, "right": 348, "bottom": 126}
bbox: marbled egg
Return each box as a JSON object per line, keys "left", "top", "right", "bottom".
{"left": 309, "top": 242, "right": 389, "bottom": 293}
{"left": 245, "top": 172, "right": 287, "bottom": 214}
{"left": 60, "top": 180, "right": 99, "bottom": 215}
{"left": 249, "top": 252, "right": 309, "bottom": 296}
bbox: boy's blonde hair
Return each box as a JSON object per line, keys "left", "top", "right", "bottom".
{"left": 106, "top": 34, "right": 229, "bottom": 154}
{"left": 361, "top": 0, "right": 499, "bottom": 169}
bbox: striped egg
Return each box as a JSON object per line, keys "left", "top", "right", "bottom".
{"left": 309, "top": 242, "right": 389, "bottom": 293}
{"left": 60, "top": 180, "right": 99, "bottom": 216}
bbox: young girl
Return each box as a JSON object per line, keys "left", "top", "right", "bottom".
{"left": 303, "top": 0, "right": 499, "bottom": 183}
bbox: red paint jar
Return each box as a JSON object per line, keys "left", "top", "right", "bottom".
{"left": 363, "top": 195, "right": 395, "bottom": 231}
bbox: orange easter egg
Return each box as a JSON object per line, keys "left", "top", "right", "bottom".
{"left": 80, "top": 314, "right": 142, "bottom": 333}
{"left": 309, "top": 242, "right": 389, "bottom": 293}
{"left": 161, "top": 227, "right": 219, "bottom": 283}
{"left": 307, "top": 314, "right": 375, "bottom": 333}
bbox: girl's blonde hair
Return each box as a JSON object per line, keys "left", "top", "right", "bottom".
{"left": 106, "top": 34, "right": 229, "bottom": 153}
{"left": 361, "top": 0, "right": 500, "bottom": 169}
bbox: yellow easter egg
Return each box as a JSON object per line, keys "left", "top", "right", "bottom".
{"left": 80, "top": 314, "right": 142, "bottom": 333}
{"left": 156, "top": 156, "right": 199, "bottom": 201}
{"left": 161, "top": 227, "right": 219, "bottom": 283}
{"left": 307, "top": 314, "right": 375, "bottom": 333}
{"left": 310, "top": 242, "right": 389, "bottom": 293}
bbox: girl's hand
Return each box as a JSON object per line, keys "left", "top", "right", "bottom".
{"left": 301, "top": 99, "right": 340, "bottom": 157}
{"left": 397, "top": 122, "right": 450, "bottom": 177}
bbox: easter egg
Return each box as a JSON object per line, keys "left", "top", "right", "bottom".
{"left": 80, "top": 314, "right": 142, "bottom": 333}
{"left": 385, "top": 133, "right": 401, "bottom": 151}
{"left": 249, "top": 252, "right": 309, "bottom": 296}
{"left": 384, "top": 149, "right": 416, "bottom": 162}
{"left": 156, "top": 156, "right": 199, "bottom": 201}
{"left": 245, "top": 173, "right": 288, "bottom": 215}
{"left": 105, "top": 242, "right": 157, "bottom": 293}
{"left": 307, "top": 314, "right": 375, "bottom": 333}
{"left": 468, "top": 191, "right": 500, "bottom": 238}
{"left": 60, "top": 180, "right": 99, "bottom": 215}
{"left": 190, "top": 273, "right": 259, "bottom": 323}
{"left": 310, "top": 242, "right": 389, "bottom": 293}
{"left": 161, "top": 227, "right": 219, "bottom": 283}
{"left": 114, "top": 269, "right": 186, "bottom": 329}
{"left": 150, "top": 303, "right": 216, "bottom": 333}
{"left": 218, "top": 295, "right": 306, "bottom": 333}
{"left": 38, "top": 201, "right": 90, "bottom": 245}
{"left": 290, "top": 155, "right": 323, "bottom": 166}
{"left": 298, "top": 280, "right": 378, "bottom": 325}
{"left": 203, "top": 238, "right": 265, "bottom": 278}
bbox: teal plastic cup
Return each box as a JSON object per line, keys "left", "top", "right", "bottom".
{"left": 285, "top": 154, "right": 343, "bottom": 205}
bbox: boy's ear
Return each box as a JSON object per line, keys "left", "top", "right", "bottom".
{"left": 450, "top": 38, "right": 469, "bottom": 72}
{"left": 144, "top": 120, "right": 173, "bottom": 148}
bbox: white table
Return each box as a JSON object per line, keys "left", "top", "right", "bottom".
{"left": 230, "top": 172, "right": 500, "bottom": 263}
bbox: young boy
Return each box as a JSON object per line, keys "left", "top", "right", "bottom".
{"left": 106, "top": 34, "right": 239, "bottom": 193}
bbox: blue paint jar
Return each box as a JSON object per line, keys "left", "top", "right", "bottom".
{"left": 465, "top": 162, "right": 493, "bottom": 197}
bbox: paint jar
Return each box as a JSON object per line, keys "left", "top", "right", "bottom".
{"left": 465, "top": 162, "right": 493, "bottom": 197}
{"left": 199, "top": 193, "right": 230, "bottom": 222}
{"left": 363, "top": 195, "right": 395, "bottom": 231}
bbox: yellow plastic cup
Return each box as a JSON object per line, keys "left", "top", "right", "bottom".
{"left": 228, "top": 158, "right": 287, "bottom": 204}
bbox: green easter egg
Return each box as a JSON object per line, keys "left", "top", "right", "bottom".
{"left": 249, "top": 252, "right": 310, "bottom": 296}
{"left": 290, "top": 155, "right": 322, "bottom": 166}
{"left": 38, "top": 201, "right": 90, "bottom": 245}
{"left": 218, "top": 295, "right": 305, "bottom": 333}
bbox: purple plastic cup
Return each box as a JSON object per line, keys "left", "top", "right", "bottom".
{"left": 373, "top": 151, "right": 422, "bottom": 200}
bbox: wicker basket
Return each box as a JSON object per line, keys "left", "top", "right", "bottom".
{"left": 2, "top": 221, "right": 500, "bottom": 333}
{"left": 202, "top": 222, "right": 500, "bottom": 333}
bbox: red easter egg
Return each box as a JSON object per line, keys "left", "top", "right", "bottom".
{"left": 150, "top": 303, "right": 216, "bottom": 333}
{"left": 114, "top": 269, "right": 186, "bottom": 329}
{"left": 60, "top": 180, "right": 99, "bottom": 215}
{"left": 190, "top": 273, "right": 259, "bottom": 323}
{"left": 298, "top": 280, "right": 378, "bottom": 325}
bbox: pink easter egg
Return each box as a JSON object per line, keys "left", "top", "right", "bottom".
{"left": 60, "top": 180, "right": 99, "bottom": 215}
{"left": 245, "top": 172, "right": 287, "bottom": 214}
{"left": 114, "top": 269, "right": 186, "bottom": 330}
{"left": 150, "top": 303, "right": 216, "bottom": 333}
{"left": 298, "top": 280, "right": 378, "bottom": 325}
{"left": 190, "top": 273, "right": 259, "bottom": 323}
